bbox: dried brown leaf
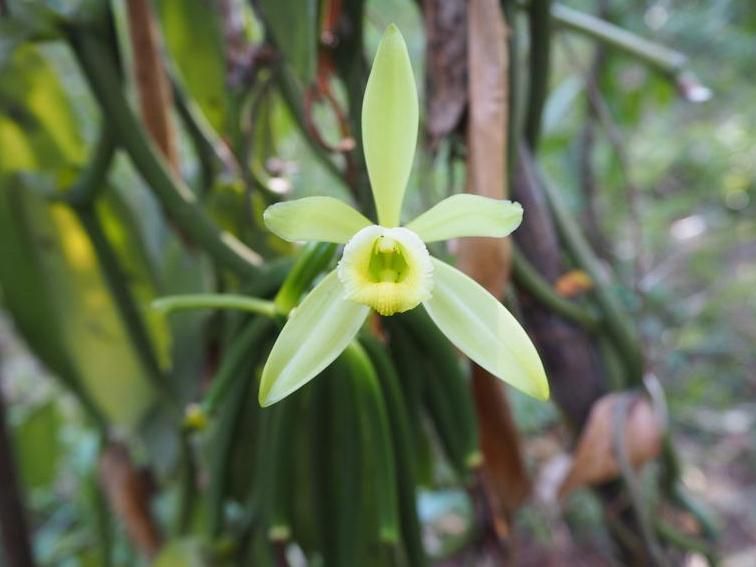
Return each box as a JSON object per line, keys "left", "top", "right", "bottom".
{"left": 457, "top": 0, "right": 528, "bottom": 530}
{"left": 558, "top": 393, "right": 664, "bottom": 499}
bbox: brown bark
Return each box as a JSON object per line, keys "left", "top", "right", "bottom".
{"left": 460, "top": 0, "right": 531, "bottom": 532}
{"left": 125, "top": 0, "right": 179, "bottom": 172}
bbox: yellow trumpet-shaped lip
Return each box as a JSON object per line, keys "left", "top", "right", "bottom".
{"left": 337, "top": 225, "right": 433, "bottom": 316}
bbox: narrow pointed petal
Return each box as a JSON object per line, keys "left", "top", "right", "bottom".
{"left": 362, "top": 24, "right": 419, "bottom": 227}
{"left": 406, "top": 195, "right": 523, "bottom": 243}
{"left": 422, "top": 259, "right": 549, "bottom": 400}
{"left": 260, "top": 271, "right": 370, "bottom": 406}
{"left": 264, "top": 197, "right": 371, "bottom": 243}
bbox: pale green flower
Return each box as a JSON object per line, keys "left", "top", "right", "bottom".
{"left": 259, "top": 24, "right": 549, "bottom": 406}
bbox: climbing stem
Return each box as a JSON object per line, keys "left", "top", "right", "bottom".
{"left": 512, "top": 244, "right": 600, "bottom": 330}
{"left": 67, "top": 27, "right": 263, "bottom": 281}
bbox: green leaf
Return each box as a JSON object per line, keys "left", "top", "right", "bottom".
{"left": 422, "top": 259, "right": 550, "bottom": 400}
{"left": 406, "top": 194, "right": 523, "bottom": 243}
{"left": 153, "top": 538, "right": 209, "bottom": 567}
{"left": 362, "top": 24, "right": 419, "bottom": 227}
{"left": 0, "top": 45, "right": 155, "bottom": 428}
{"left": 264, "top": 196, "right": 371, "bottom": 243}
{"left": 13, "top": 402, "right": 62, "bottom": 489}
{"left": 0, "top": 45, "right": 84, "bottom": 171}
{"left": 259, "top": 270, "right": 370, "bottom": 406}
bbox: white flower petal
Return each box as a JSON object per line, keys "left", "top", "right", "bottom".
{"left": 263, "top": 197, "right": 371, "bottom": 243}
{"left": 406, "top": 194, "right": 523, "bottom": 243}
{"left": 362, "top": 24, "right": 419, "bottom": 227}
{"left": 422, "top": 258, "right": 549, "bottom": 400}
{"left": 259, "top": 270, "right": 370, "bottom": 406}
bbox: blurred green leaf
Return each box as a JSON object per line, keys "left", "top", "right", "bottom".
{"left": 13, "top": 401, "right": 62, "bottom": 489}
{"left": 153, "top": 538, "right": 209, "bottom": 567}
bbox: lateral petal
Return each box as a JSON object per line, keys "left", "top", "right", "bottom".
{"left": 259, "top": 270, "right": 370, "bottom": 406}
{"left": 406, "top": 195, "right": 523, "bottom": 243}
{"left": 422, "top": 258, "right": 549, "bottom": 400}
{"left": 263, "top": 197, "right": 371, "bottom": 243}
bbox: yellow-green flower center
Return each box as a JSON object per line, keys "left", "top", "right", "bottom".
{"left": 337, "top": 226, "right": 433, "bottom": 316}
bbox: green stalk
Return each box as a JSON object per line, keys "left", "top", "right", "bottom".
{"left": 274, "top": 242, "right": 337, "bottom": 313}
{"left": 551, "top": 3, "right": 687, "bottom": 77}
{"left": 67, "top": 28, "right": 263, "bottom": 281}
{"left": 171, "top": 76, "right": 220, "bottom": 192}
{"left": 202, "top": 318, "right": 274, "bottom": 417}
{"left": 361, "top": 335, "right": 427, "bottom": 567}
{"left": 153, "top": 294, "right": 279, "bottom": 319}
{"left": 511, "top": 244, "right": 600, "bottom": 330}
{"left": 65, "top": 127, "right": 116, "bottom": 207}
{"left": 525, "top": 0, "right": 552, "bottom": 149}
{"left": 525, "top": 151, "right": 644, "bottom": 384}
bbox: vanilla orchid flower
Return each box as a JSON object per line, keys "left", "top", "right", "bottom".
{"left": 259, "top": 25, "right": 549, "bottom": 407}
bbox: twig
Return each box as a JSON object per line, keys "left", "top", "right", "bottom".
{"left": 0, "top": 371, "right": 37, "bottom": 567}
{"left": 67, "top": 28, "right": 264, "bottom": 281}
{"left": 512, "top": 244, "right": 601, "bottom": 329}
{"left": 550, "top": 3, "right": 686, "bottom": 76}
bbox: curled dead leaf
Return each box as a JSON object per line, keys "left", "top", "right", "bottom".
{"left": 558, "top": 392, "right": 664, "bottom": 500}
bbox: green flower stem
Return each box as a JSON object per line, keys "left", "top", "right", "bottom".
{"left": 525, "top": 0, "right": 552, "bottom": 150}
{"left": 66, "top": 126, "right": 116, "bottom": 207}
{"left": 67, "top": 28, "right": 263, "bottom": 281}
{"left": 511, "top": 244, "right": 600, "bottom": 330}
{"left": 152, "top": 294, "right": 279, "bottom": 319}
{"left": 76, "top": 207, "right": 173, "bottom": 403}
{"left": 550, "top": 3, "right": 687, "bottom": 77}
{"left": 531, "top": 154, "right": 644, "bottom": 385}
{"left": 174, "top": 431, "right": 197, "bottom": 536}
{"left": 274, "top": 242, "right": 338, "bottom": 313}
{"left": 171, "top": 75, "right": 220, "bottom": 192}
{"left": 206, "top": 318, "right": 274, "bottom": 537}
